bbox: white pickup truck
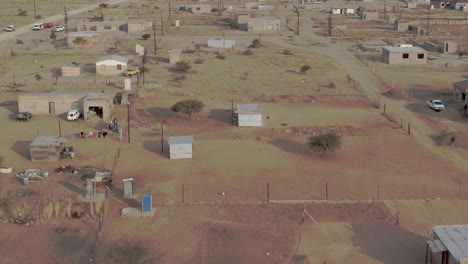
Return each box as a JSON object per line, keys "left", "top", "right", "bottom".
{"left": 67, "top": 109, "right": 80, "bottom": 120}
{"left": 427, "top": 100, "right": 445, "bottom": 111}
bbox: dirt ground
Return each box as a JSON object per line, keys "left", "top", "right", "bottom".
{"left": 0, "top": 0, "right": 468, "bottom": 263}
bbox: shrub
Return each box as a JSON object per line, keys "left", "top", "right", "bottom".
{"left": 211, "top": 8, "right": 219, "bottom": 12}
{"left": 142, "top": 34, "right": 151, "bottom": 40}
{"left": 171, "top": 99, "right": 204, "bottom": 119}
{"left": 16, "top": 39, "right": 24, "bottom": 45}
{"left": 328, "top": 82, "right": 336, "bottom": 88}
{"left": 300, "top": 65, "right": 311, "bottom": 74}
{"left": 175, "top": 61, "right": 191, "bottom": 73}
{"left": 182, "top": 49, "right": 196, "bottom": 54}
{"left": 194, "top": 59, "right": 204, "bottom": 64}
{"left": 283, "top": 49, "right": 292, "bottom": 55}
{"left": 17, "top": 10, "right": 27, "bottom": 16}
{"left": 249, "top": 39, "right": 260, "bottom": 48}
{"left": 229, "top": 20, "right": 239, "bottom": 29}
{"left": 216, "top": 54, "right": 226, "bottom": 60}
{"left": 241, "top": 49, "right": 253, "bottom": 56}
{"left": 35, "top": 15, "right": 42, "bottom": 19}
{"left": 308, "top": 132, "right": 341, "bottom": 156}
{"left": 99, "top": 3, "right": 108, "bottom": 8}
{"left": 172, "top": 75, "right": 187, "bottom": 82}
{"left": 34, "top": 74, "right": 42, "bottom": 81}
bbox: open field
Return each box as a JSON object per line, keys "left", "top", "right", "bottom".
{"left": 0, "top": 0, "right": 467, "bottom": 263}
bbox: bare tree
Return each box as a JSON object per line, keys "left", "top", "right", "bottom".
{"left": 293, "top": 4, "right": 300, "bottom": 36}
{"left": 32, "top": 40, "right": 40, "bottom": 54}
{"left": 327, "top": 15, "right": 333, "bottom": 36}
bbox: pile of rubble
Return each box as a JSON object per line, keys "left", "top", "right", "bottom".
{"left": 286, "top": 125, "right": 363, "bottom": 136}
{"left": 15, "top": 169, "right": 48, "bottom": 183}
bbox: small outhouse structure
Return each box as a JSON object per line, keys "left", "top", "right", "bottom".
{"left": 62, "top": 62, "right": 81, "bottom": 77}
{"left": 247, "top": 17, "right": 281, "bottom": 32}
{"left": 96, "top": 55, "right": 128, "bottom": 75}
{"left": 235, "top": 104, "right": 262, "bottom": 127}
{"left": 168, "top": 136, "right": 194, "bottom": 159}
{"left": 190, "top": 4, "right": 212, "bottom": 13}
{"left": 208, "top": 38, "right": 236, "bottom": 48}
{"left": 168, "top": 49, "right": 182, "bottom": 64}
{"left": 426, "top": 225, "right": 468, "bottom": 264}
{"left": 30, "top": 136, "right": 68, "bottom": 162}
{"left": 453, "top": 79, "right": 468, "bottom": 105}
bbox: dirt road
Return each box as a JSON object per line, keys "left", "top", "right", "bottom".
{"left": 0, "top": 0, "right": 134, "bottom": 43}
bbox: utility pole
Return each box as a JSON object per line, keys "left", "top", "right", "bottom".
{"left": 152, "top": 21, "right": 157, "bottom": 54}
{"left": 161, "top": 120, "right": 164, "bottom": 152}
{"left": 33, "top": 0, "right": 37, "bottom": 17}
{"left": 64, "top": 6, "right": 68, "bottom": 34}
{"left": 384, "top": 0, "right": 387, "bottom": 19}
{"left": 426, "top": 6, "right": 430, "bottom": 35}
{"left": 127, "top": 103, "right": 131, "bottom": 143}
{"left": 328, "top": 15, "right": 332, "bottom": 37}
{"left": 160, "top": 12, "right": 164, "bottom": 36}
{"left": 58, "top": 120, "right": 62, "bottom": 137}
{"left": 168, "top": 1, "right": 172, "bottom": 20}
{"left": 142, "top": 49, "right": 146, "bottom": 85}
{"left": 295, "top": 6, "right": 300, "bottom": 36}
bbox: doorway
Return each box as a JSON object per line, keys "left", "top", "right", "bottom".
{"left": 88, "top": 106, "right": 103, "bottom": 118}
{"left": 48, "top": 102, "right": 55, "bottom": 115}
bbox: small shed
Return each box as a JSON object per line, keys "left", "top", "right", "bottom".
{"left": 30, "top": 136, "right": 68, "bottom": 162}
{"left": 123, "top": 178, "right": 134, "bottom": 198}
{"left": 247, "top": 17, "right": 281, "bottom": 32}
{"left": 127, "top": 20, "right": 152, "bottom": 32}
{"left": 235, "top": 104, "right": 262, "bottom": 127}
{"left": 190, "top": 4, "right": 211, "bottom": 14}
{"left": 168, "top": 136, "right": 194, "bottom": 159}
{"left": 381, "top": 46, "right": 427, "bottom": 64}
{"left": 453, "top": 79, "right": 468, "bottom": 105}
{"left": 395, "top": 19, "right": 411, "bottom": 31}
{"left": 168, "top": 49, "right": 182, "bottom": 64}
{"left": 96, "top": 55, "right": 128, "bottom": 75}
{"left": 238, "top": 14, "right": 250, "bottom": 24}
{"left": 426, "top": 225, "right": 468, "bottom": 264}
{"left": 62, "top": 62, "right": 81, "bottom": 77}
{"left": 361, "top": 12, "right": 379, "bottom": 20}
{"left": 208, "top": 38, "right": 236, "bottom": 48}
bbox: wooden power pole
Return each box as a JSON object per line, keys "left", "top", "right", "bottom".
{"left": 160, "top": 12, "right": 165, "bottom": 36}
{"left": 152, "top": 21, "right": 157, "bottom": 54}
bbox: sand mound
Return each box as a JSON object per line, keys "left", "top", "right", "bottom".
{"left": 431, "top": 131, "right": 468, "bottom": 149}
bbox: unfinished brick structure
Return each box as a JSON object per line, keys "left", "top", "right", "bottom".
{"left": 77, "top": 20, "right": 124, "bottom": 32}
{"left": 381, "top": 46, "right": 427, "bottom": 65}
{"left": 67, "top": 32, "right": 104, "bottom": 48}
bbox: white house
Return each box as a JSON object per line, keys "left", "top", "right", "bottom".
{"left": 96, "top": 55, "right": 128, "bottom": 75}
{"left": 207, "top": 38, "right": 236, "bottom": 48}
{"left": 235, "top": 104, "right": 262, "bottom": 127}
{"left": 168, "top": 136, "right": 194, "bottom": 159}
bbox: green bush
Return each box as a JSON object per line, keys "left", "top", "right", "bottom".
{"left": 142, "top": 34, "right": 151, "bottom": 40}
{"left": 308, "top": 132, "right": 341, "bottom": 156}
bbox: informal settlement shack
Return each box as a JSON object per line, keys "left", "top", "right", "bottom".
{"left": 426, "top": 225, "right": 468, "bottom": 264}
{"left": 30, "top": 136, "right": 70, "bottom": 162}
{"left": 234, "top": 104, "right": 262, "bottom": 127}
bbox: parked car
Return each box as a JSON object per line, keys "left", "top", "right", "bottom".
{"left": 16, "top": 112, "right": 32, "bottom": 122}
{"left": 427, "top": 100, "right": 446, "bottom": 111}
{"left": 54, "top": 25, "right": 65, "bottom": 32}
{"left": 67, "top": 109, "right": 80, "bottom": 121}
{"left": 4, "top": 25, "right": 15, "bottom": 32}
{"left": 43, "top": 22, "right": 54, "bottom": 28}
{"left": 122, "top": 69, "right": 139, "bottom": 76}
{"left": 32, "top": 23, "right": 44, "bottom": 31}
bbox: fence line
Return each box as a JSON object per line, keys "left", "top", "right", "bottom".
{"left": 1, "top": 78, "right": 138, "bottom": 87}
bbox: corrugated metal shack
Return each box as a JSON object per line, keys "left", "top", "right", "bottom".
{"left": 235, "top": 104, "right": 262, "bottom": 127}
{"left": 30, "top": 136, "right": 68, "bottom": 162}
{"left": 426, "top": 225, "right": 468, "bottom": 264}
{"left": 168, "top": 136, "right": 193, "bottom": 159}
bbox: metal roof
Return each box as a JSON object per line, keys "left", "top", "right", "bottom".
{"left": 31, "top": 136, "right": 67, "bottom": 146}
{"left": 168, "top": 136, "right": 194, "bottom": 145}
{"left": 208, "top": 37, "right": 234, "bottom": 41}
{"left": 249, "top": 17, "right": 280, "bottom": 22}
{"left": 96, "top": 55, "right": 128, "bottom": 63}
{"left": 68, "top": 32, "right": 101, "bottom": 37}
{"left": 454, "top": 79, "right": 468, "bottom": 90}
{"left": 383, "top": 46, "right": 426, "bottom": 52}
{"left": 20, "top": 93, "right": 114, "bottom": 100}
{"left": 433, "top": 225, "right": 468, "bottom": 261}
{"left": 236, "top": 104, "right": 261, "bottom": 115}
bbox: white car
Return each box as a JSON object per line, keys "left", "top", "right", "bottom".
{"left": 32, "top": 23, "right": 44, "bottom": 31}
{"left": 67, "top": 110, "right": 80, "bottom": 121}
{"left": 54, "top": 25, "right": 65, "bottom": 32}
{"left": 427, "top": 100, "right": 445, "bottom": 111}
{"left": 4, "top": 25, "right": 15, "bottom": 32}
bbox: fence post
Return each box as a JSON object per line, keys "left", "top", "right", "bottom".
{"left": 325, "top": 182, "right": 328, "bottom": 200}
{"left": 408, "top": 123, "right": 411, "bottom": 135}
{"left": 400, "top": 118, "right": 403, "bottom": 128}
{"left": 383, "top": 104, "right": 386, "bottom": 114}
{"left": 266, "top": 182, "right": 270, "bottom": 203}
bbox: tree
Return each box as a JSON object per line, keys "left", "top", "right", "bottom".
{"left": 32, "top": 39, "right": 40, "bottom": 54}
{"left": 142, "top": 34, "right": 151, "bottom": 40}
{"left": 108, "top": 241, "right": 156, "bottom": 264}
{"left": 249, "top": 39, "right": 260, "bottom": 48}
{"left": 300, "top": 65, "right": 311, "bottom": 74}
{"left": 174, "top": 61, "right": 191, "bottom": 73}
{"left": 171, "top": 99, "right": 204, "bottom": 119}
{"left": 72, "top": 37, "right": 88, "bottom": 49}
{"left": 308, "top": 132, "right": 341, "bottom": 156}
{"left": 49, "top": 30, "right": 57, "bottom": 40}
{"left": 34, "top": 74, "right": 42, "bottom": 81}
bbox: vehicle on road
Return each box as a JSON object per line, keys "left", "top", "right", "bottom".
{"left": 67, "top": 109, "right": 80, "bottom": 121}
{"left": 4, "top": 25, "right": 15, "bottom": 32}
{"left": 16, "top": 112, "right": 32, "bottom": 121}
{"left": 43, "top": 23, "right": 54, "bottom": 28}
{"left": 32, "top": 23, "right": 44, "bottom": 31}
{"left": 121, "top": 69, "right": 139, "bottom": 76}
{"left": 54, "top": 25, "right": 65, "bottom": 32}
{"left": 427, "top": 100, "right": 446, "bottom": 111}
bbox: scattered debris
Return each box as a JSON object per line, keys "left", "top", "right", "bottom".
{"left": 15, "top": 169, "right": 48, "bottom": 183}
{"left": 286, "top": 126, "right": 362, "bottom": 136}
